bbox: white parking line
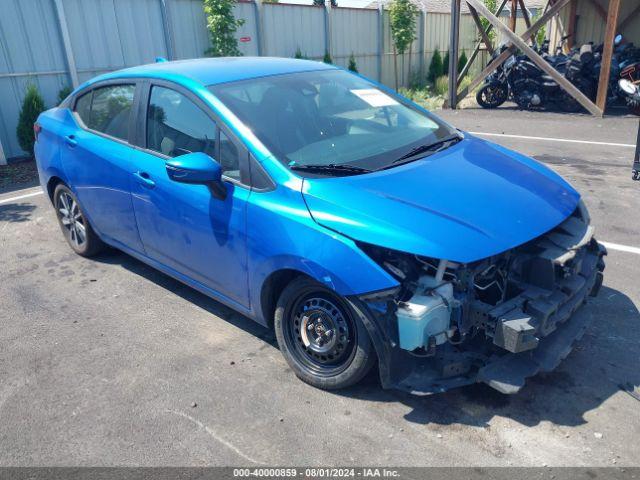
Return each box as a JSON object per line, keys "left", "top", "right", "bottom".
{"left": 470, "top": 131, "right": 636, "bottom": 148}
{"left": 0, "top": 189, "right": 44, "bottom": 205}
{"left": 600, "top": 241, "right": 640, "bottom": 256}
{"left": 1, "top": 187, "right": 640, "bottom": 256}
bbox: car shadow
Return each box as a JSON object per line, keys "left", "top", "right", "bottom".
{"left": 0, "top": 203, "right": 37, "bottom": 223}
{"left": 90, "top": 248, "right": 639, "bottom": 428}
{"left": 341, "top": 285, "right": 640, "bottom": 428}
{"left": 92, "top": 248, "right": 277, "bottom": 346}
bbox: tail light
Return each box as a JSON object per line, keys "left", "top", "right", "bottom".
{"left": 34, "top": 123, "right": 41, "bottom": 142}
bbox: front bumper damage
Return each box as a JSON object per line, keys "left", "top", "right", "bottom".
{"left": 355, "top": 206, "right": 606, "bottom": 395}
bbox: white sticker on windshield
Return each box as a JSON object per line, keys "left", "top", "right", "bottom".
{"left": 350, "top": 89, "right": 399, "bottom": 107}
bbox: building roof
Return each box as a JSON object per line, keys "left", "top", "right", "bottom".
{"left": 368, "top": 0, "right": 546, "bottom": 13}
{"left": 83, "top": 57, "right": 335, "bottom": 89}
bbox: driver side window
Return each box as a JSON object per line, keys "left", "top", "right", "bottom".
{"left": 147, "top": 86, "right": 217, "bottom": 159}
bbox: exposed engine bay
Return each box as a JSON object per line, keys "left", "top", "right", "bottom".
{"left": 356, "top": 202, "right": 606, "bottom": 394}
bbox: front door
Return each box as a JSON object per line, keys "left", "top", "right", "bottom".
{"left": 61, "top": 83, "right": 144, "bottom": 252}
{"left": 130, "top": 84, "right": 250, "bottom": 307}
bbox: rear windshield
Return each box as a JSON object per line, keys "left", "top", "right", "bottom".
{"left": 209, "top": 69, "right": 456, "bottom": 172}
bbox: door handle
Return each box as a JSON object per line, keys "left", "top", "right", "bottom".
{"left": 133, "top": 171, "right": 156, "bottom": 189}
{"left": 65, "top": 135, "right": 77, "bottom": 148}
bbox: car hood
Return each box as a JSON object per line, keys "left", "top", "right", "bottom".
{"left": 301, "top": 135, "right": 580, "bottom": 263}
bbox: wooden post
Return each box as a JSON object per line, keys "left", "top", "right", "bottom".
{"left": 457, "top": 0, "right": 571, "bottom": 104}
{"left": 448, "top": 0, "right": 461, "bottom": 109}
{"left": 596, "top": 0, "right": 622, "bottom": 112}
{"left": 456, "top": 0, "right": 509, "bottom": 86}
{"left": 518, "top": 0, "right": 531, "bottom": 30}
{"left": 465, "top": 0, "right": 602, "bottom": 115}
{"left": 469, "top": 5, "right": 495, "bottom": 55}
{"left": 510, "top": 0, "right": 517, "bottom": 32}
{"left": 567, "top": 0, "right": 577, "bottom": 48}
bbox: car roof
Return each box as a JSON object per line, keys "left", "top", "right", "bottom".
{"left": 83, "top": 57, "right": 337, "bottom": 90}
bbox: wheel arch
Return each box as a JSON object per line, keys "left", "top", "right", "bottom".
{"left": 46, "top": 175, "right": 66, "bottom": 202}
{"left": 259, "top": 268, "right": 306, "bottom": 328}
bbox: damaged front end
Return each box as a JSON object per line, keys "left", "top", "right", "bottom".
{"left": 354, "top": 202, "right": 606, "bottom": 395}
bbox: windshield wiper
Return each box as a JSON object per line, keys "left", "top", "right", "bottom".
{"left": 290, "top": 163, "right": 372, "bottom": 176}
{"left": 386, "top": 134, "right": 463, "bottom": 168}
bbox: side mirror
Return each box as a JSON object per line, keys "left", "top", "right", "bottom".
{"left": 615, "top": 34, "right": 623, "bottom": 46}
{"left": 166, "top": 152, "right": 221, "bottom": 185}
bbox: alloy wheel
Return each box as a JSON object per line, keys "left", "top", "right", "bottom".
{"left": 57, "top": 191, "right": 86, "bottom": 248}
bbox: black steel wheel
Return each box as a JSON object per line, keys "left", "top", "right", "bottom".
{"left": 274, "top": 277, "right": 376, "bottom": 390}
{"left": 476, "top": 83, "right": 508, "bottom": 109}
{"left": 53, "top": 184, "right": 105, "bottom": 257}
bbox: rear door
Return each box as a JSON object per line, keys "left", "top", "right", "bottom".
{"left": 61, "top": 82, "right": 144, "bottom": 252}
{"left": 129, "top": 81, "right": 251, "bottom": 307}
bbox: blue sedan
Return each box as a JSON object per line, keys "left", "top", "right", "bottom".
{"left": 34, "top": 57, "right": 605, "bottom": 394}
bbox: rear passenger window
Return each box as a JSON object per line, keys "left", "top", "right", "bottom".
{"left": 75, "top": 93, "right": 92, "bottom": 126}
{"left": 74, "top": 84, "right": 135, "bottom": 142}
{"left": 147, "top": 86, "right": 216, "bottom": 159}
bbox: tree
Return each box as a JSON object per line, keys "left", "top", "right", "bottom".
{"left": 532, "top": 11, "right": 547, "bottom": 47}
{"left": 428, "top": 49, "right": 443, "bottom": 84}
{"left": 294, "top": 47, "right": 309, "bottom": 59}
{"left": 388, "top": 0, "right": 418, "bottom": 90}
{"left": 203, "top": 0, "right": 245, "bottom": 57}
{"left": 323, "top": 51, "right": 333, "bottom": 64}
{"left": 348, "top": 53, "right": 358, "bottom": 73}
{"left": 442, "top": 51, "right": 450, "bottom": 76}
{"left": 479, "top": 0, "right": 497, "bottom": 48}
{"left": 313, "top": 0, "right": 337, "bottom": 6}
{"left": 17, "top": 83, "right": 46, "bottom": 156}
{"left": 57, "top": 85, "right": 73, "bottom": 105}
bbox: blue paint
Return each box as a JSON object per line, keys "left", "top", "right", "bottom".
{"left": 34, "top": 58, "right": 580, "bottom": 327}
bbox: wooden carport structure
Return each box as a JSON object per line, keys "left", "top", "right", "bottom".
{"left": 447, "top": 0, "right": 636, "bottom": 116}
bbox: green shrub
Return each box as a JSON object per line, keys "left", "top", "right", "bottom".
{"left": 323, "top": 50, "right": 333, "bottom": 64}
{"left": 442, "top": 51, "right": 450, "bottom": 76}
{"left": 17, "top": 83, "right": 46, "bottom": 156}
{"left": 57, "top": 85, "right": 73, "bottom": 104}
{"left": 434, "top": 75, "right": 449, "bottom": 97}
{"left": 348, "top": 53, "right": 358, "bottom": 73}
{"left": 457, "top": 50, "right": 468, "bottom": 77}
{"left": 428, "top": 49, "right": 443, "bottom": 83}
{"left": 294, "top": 47, "right": 309, "bottom": 59}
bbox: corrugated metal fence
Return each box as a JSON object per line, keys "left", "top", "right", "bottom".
{"left": 0, "top": 0, "right": 486, "bottom": 162}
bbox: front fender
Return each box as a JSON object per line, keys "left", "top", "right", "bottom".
{"left": 246, "top": 184, "right": 399, "bottom": 325}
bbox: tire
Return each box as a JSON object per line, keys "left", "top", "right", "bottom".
{"left": 476, "top": 83, "right": 508, "bottom": 109}
{"left": 626, "top": 97, "right": 640, "bottom": 116}
{"left": 274, "top": 276, "right": 376, "bottom": 390}
{"left": 53, "top": 184, "right": 105, "bottom": 257}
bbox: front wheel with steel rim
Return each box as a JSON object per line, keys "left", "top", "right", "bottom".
{"left": 274, "top": 277, "right": 376, "bottom": 390}
{"left": 53, "top": 184, "right": 105, "bottom": 257}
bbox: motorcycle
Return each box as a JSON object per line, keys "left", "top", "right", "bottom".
{"left": 476, "top": 45, "right": 590, "bottom": 112}
{"left": 477, "top": 34, "right": 640, "bottom": 113}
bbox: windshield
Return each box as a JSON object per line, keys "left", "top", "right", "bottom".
{"left": 209, "top": 69, "right": 458, "bottom": 173}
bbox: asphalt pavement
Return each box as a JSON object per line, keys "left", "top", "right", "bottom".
{"left": 1, "top": 107, "right": 639, "bottom": 467}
